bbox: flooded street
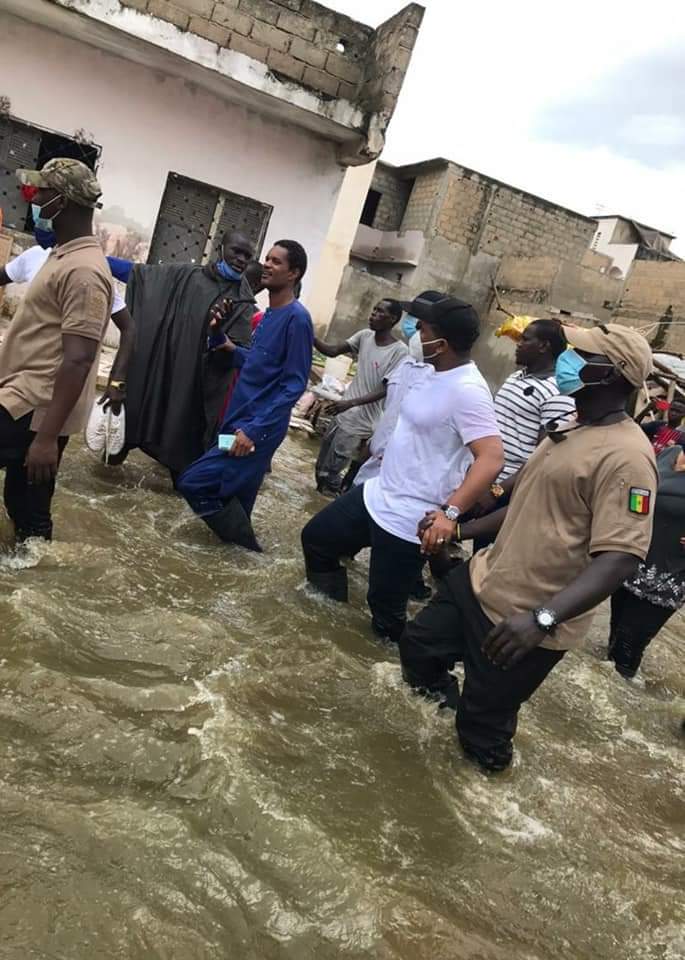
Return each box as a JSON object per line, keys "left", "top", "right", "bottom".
{"left": 0, "top": 434, "right": 683, "bottom": 960}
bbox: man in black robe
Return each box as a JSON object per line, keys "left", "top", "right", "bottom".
{"left": 123, "top": 231, "right": 256, "bottom": 477}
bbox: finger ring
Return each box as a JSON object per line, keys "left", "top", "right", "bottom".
{"left": 437, "top": 537, "right": 445, "bottom": 544}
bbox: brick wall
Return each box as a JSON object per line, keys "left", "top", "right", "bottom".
{"left": 432, "top": 166, "right": 595, "bottom": 263}
{"left": 119, "top": 0, "right": 422, "bottom": 116}
{"left": 368, "top": 163, "right": 412, "bottom": 232}
{"left": 401, "top": 169, "right": 444, "bottom": 233}
{"left": 615, "top": 260, "right": 685, "bottom": 352}
{"left": 361, "top": 4, "right": 422, "bottom": 118}
{"left": 436, "top": 172, "right": 489, "bottom": 251}
{"left": 492, "top": 254, "right": 622, "bottom": 321}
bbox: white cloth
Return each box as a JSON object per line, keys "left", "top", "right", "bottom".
{"left": 5, "top": 245, "right": 125, "bottom": 314}
{"left": 494, "top": 369, "right": 576, "bottom": 480}
{"left": 363, "top": 359, "right": 500, "bottom": 543}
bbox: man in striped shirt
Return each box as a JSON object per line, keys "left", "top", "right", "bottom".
{"left": 473, "top": 319, "right": 575, "bottom": 522}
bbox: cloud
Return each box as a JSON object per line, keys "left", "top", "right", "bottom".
{"left": 535, "top": 46, "right": 685, "bottom": 166}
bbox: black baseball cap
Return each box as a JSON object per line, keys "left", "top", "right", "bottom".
{"left": 400, "top": 294, "right": 480, "bottom": 350}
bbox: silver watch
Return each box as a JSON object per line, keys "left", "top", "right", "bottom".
{"left": 442, "top": 504, "right": 461, "bottom": 523}
{"left": 533, "top": 607, "right": 558, "bottom": 634}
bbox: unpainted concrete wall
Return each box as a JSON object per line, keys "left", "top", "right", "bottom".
{"left": 615, "top": 261, "right": 685, "bottom": 353}
{"left": 368, "top": 164, "right": 413, "bottom": 232}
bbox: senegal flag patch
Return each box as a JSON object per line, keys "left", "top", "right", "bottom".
{"left": 629, "top": 487, "right": 651, "bottom": 515}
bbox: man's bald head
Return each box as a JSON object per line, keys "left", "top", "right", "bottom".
{"left": 221, "top": 231, "right": 254, "bottom": 273}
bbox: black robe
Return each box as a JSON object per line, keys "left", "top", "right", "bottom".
{"left": 124, "top": 262, "right": 254, "bottom": 474}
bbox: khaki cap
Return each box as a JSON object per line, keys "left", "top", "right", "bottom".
{"left": 564, "top": 322, "right": 653, "bottom": 387}
{"left": 16, "top": 157, "right": 102, "bottom": 209}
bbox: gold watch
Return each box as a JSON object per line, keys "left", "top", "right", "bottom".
{"left": 109, "top": 379, "right": 126, "bottom": 390}
{"left": 490, "top": 482, "right": 505, "bottom": 499}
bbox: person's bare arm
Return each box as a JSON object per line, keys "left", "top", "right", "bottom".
{"left": 482, "top": 551, "right": 639, "bottom": 669}
{"left": 328, "top": 383, "right": 387, "bottom": 415}
{"left": 313, "top": 337, "right": 352, "bottom": 358}
{"left": 25, "top": 334, "right": 99, "bottom": 484}
{"left": 420, "top": 435, "right": 504, "bottom": 554}
{"left": 100, "top": 307, "right": 135, "bottom": 413}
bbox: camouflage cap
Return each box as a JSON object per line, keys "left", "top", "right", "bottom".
{"left": 16, "top": 158, "right": 102, "bottom": 209}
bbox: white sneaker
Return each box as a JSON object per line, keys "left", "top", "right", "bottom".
{"left": 85, "top": 399, "right": 126, "bottom": 461}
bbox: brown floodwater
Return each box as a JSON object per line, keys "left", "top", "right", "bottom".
{"left": 0, "top": 434, "right": 683, "bottom": 960}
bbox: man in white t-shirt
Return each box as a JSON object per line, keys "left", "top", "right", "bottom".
{"left": 1, "top": 241, "right": 134, "bottom": 413}
{"left": 301, "top": 295, "right": 504, "bottom": 645}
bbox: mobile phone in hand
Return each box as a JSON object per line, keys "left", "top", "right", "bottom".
{"left": 218, "top": 433, "right": 236, "bottom": 451}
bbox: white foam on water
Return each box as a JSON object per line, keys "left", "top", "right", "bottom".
{"left": 461, "top": 780, "right": 556, "bottom": 844}
{"left": 621, "top": 725, "right": 685, "bottom": 776}
{"left": 0, "top": 538, "right": 49, "bottom": 570}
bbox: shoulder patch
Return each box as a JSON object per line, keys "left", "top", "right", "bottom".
{"left": 629, "top": 487, "right": 651, "bottom": 515}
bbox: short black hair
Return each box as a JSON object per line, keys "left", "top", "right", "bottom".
{"left": 530, "top": 318, "right": 566, "bottom": 358}
{"left": 273, "top": 239, "right": 307, "bottom": 281}
{"left": 429, "top": 299, "right": 480, "bottom": 352}
{"left": 380, "top": 298, "right": 403, "bottom": 322}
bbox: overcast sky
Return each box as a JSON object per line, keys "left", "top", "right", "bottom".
{"left": 328, "top": 0, "right": 685, "bottom": 254}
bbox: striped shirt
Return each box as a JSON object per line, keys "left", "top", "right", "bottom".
{"left": 494, "top": 370, "right": 576, "bottom": 479}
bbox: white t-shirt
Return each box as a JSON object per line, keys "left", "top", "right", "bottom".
{"left": 363, "top": 359, "right": 500, "bottom": 543}
{"left": 5, "top": 245, "right": 126, "bottom": 314}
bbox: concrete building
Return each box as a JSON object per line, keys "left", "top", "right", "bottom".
{"left": 590, "top": 215, "right": 678, "bottom": 280}
{"left": 329, "top": 157, "right": 600, "bottom": 381}
{"left": 0, "top": 0, "right": 422, "bottom": 310}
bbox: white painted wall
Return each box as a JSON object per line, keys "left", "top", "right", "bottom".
{"left": 591, "top": 218, "right": 638, "bottom": 279}
{"left": 0, "top": 13, "right": 347, "bottom": 300}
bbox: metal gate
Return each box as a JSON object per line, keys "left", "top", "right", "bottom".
{"left": 0, "top": 119, "right": 42, "bottom": 230}
{"left": 0, "top": 116, "right": 101, "bottom": 232}
{"left": 147, "top": 172, "right": 273, "bottom": 265}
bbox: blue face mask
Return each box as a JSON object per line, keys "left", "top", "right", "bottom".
{"left": 34, "top": 227, "right": 57, "bottom": 250}
{"left": 555, "top": 349, "right": 588, "bottom": 395}
{"left": 216, "top": 259, "right": 243, "bottom": 282}
{"left": 31, "top": 194, "right": 62, "bottom": 234}
{"left": 401, "top": 315, "right": 418, "bottom": 339}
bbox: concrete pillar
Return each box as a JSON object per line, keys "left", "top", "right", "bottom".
{"left": 305, "top": 160, "right": 376, "bottom": 334}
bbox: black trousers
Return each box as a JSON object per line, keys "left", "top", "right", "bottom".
{"left": 301, "top": 483, "right": 425, "bottom": 643}
{"left": 399, "top": 562, "right": 564, "bottom": 771}
{"left": 608, "top": 587, "right": 677, "bottom": 678}
{"left": 0, "top": 406, "right": 68, "bottom": 541}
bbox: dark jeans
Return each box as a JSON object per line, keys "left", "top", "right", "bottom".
{"left": 0, "top": 406, "right": 68, "bottom": 541}
{"left": 608, "top": 587, "right": 677, "bottom": 678}
{"left": 399, "top": 562, "right": 564, "bottom": 771}
{"left": 301, "top": 483, "right": 425, "bottom": 643}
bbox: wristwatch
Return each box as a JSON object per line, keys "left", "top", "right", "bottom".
{"left": 533, "top": 607, "right": 558, "bottom": 634}
{"left": 109, "top": 379, "right": 126, "bottom": 391}
{"left": 441, "top": 503, "right": 460, "bottom": 523}
{"left": 490, "top": 482, "right": 505, "bottom": 499}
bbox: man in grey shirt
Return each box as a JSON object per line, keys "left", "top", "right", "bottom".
{"left": 314, "top": 299, "right": 407, "bottom": 495}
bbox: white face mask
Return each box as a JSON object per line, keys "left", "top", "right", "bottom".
{"left": 421, "top": 337, "right": 445, "bottom": 362}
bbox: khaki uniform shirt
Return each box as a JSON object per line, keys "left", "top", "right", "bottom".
{"left": 469, "top": 419, "right": 658, "bottom": 651}
{"left": 0, "top": 237, "right": 113, "bottom": 436}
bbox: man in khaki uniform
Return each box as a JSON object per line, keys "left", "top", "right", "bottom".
{"left": 0, "top": 158, "right": 112, "bottom": 540}
{"left": 400, "top": 323, "right": 657, "bottom": 772}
